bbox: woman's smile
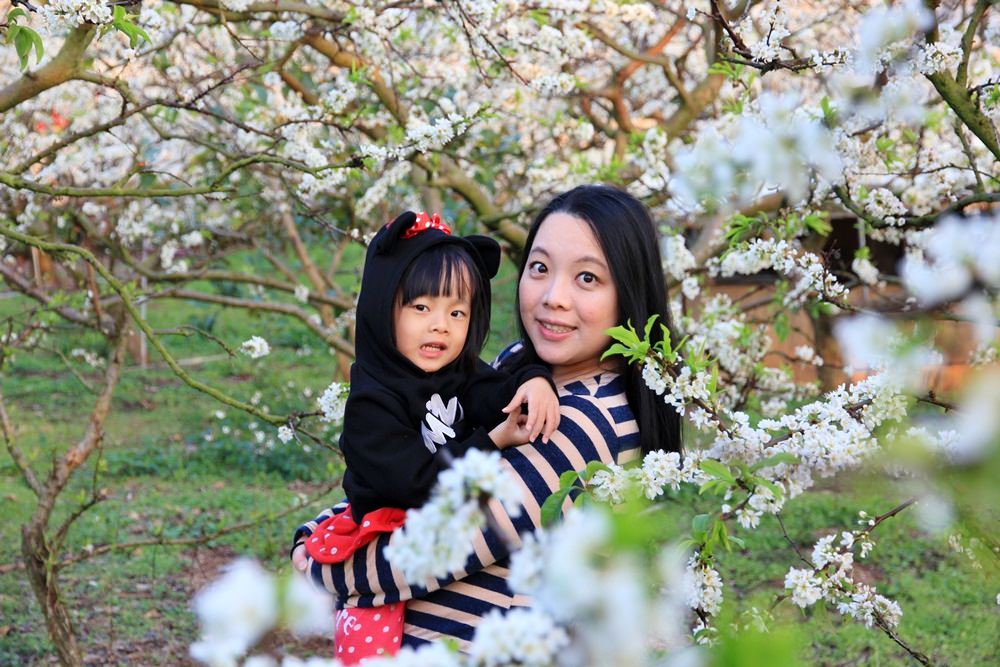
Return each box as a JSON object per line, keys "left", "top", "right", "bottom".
{"left": 535, "top": 318, "right": 576, "bottom": 339}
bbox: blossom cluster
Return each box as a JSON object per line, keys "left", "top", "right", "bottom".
{"left": 900, "top": 214, "right": 1000, "bottom": 306}
{"left": 784, "top": 529, "right": 902, "bottom": 630}
{"left": 317, "top": 383, "right": 347, "bottom": 423}
{"left": 708, "top": 238, "right": 847, "bottom": 306}
{"left": 506, "top": 507, "right": 693, "bottom": 663}
{"left": 384, "top": 449, "right": 523, "bottom": 583}
{"left": 672, "top": 92, "right": 843, "bottom": 210}
{"left": 360, "top": 105, "right": 484, "bottom": 165}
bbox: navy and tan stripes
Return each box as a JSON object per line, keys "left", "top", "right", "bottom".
{"left": 295, "top": 371, "right": 639, "bottom": 651}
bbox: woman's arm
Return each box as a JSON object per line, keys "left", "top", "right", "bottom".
{"left": 298, "top": 390, "right": 632, "bottom": 606}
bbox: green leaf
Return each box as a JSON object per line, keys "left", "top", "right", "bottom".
{"left": 558, "top": 469, "right": 580, "bottom": 489}
{"left": 602, "top": 319, "right": 650, "bottom": 363}
{"left": 754, "top": 478, "right": 783, "bottom": 500}
{"left": 13, "top": 28, "right": 37, "bottom": 71}
{"left": 642, "top": 314, "right": 658, "bottom": 342}
{"left": 750, "top": 453, "right": 799, "bottom": 472}
{"left": 581, "top": 460, "right": 610, "bottom": 481}
{"left": 707, "top": 363, "right": 719, "bottom": 397}
{"left": 714, "top": 519, "right": 732, "bottom": 552}
{"left": 819, "top": 96, "right": 838, "bottom": 127}
{"left": 803, "top": 212, "right": 832, "bottom": 236}
{"left": 691, "top": 513, "right": 711, "bottom": 537}
{"left": 110, "top": 5, "right": 151, "bottom": 48}
{"left": 26, "top": 26, "right": 43, "bottom": 64}
{"left": 774, "top": 312, "right": 790, "bottom": 342}
{"left": 699, "top": 459, "right": 734, "bottom": 483}
{"left": 698, "top": 479, "right": 730, "bottom": 496}
{"left": 601, "top": 342, "right": 635, "bottom": 361}
{"left": 606, "top": 322, "right": 640, "bottom": 348}
{"left": 540, "top": 486, "right": 574, "bottom": 527}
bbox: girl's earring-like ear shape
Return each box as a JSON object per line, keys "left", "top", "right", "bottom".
{"left": 373, "top": 210, "right": 418, "bottom": 255}
{"left": 465, "top": 235, "right": 502, "bottom": 279}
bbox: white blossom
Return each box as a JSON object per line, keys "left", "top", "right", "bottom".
{"left": 385, "top": 449, "right": 522, "bottom": 583}
{"left": 686, "top": 555, "right": 724, "bottom": 616}
{"left": 852, "top": 256, "right": 880, "bottom": 286}
{"left": 784, "top": 568, "right": 824, "bottom": 608}
{"left": 317, "top": 382, "right": 347, "bottom": 423}
{"left": 190, "top": 560, "right": 277, "bottom": 666}
{"left": 468, "top": 609, "right": 569, "bottom": 666}
{"left": 269, "top": 20, "right": 302, "bottom": 41}
{"left": 240, "top": 336, "right": 271, "bottom": 359}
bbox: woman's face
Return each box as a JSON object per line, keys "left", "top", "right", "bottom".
{"left": 519, "top": 212, "right": 619, "bottom": 384}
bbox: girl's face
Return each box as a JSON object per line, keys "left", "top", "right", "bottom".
{"left": 519, "top": 212, "right": 619, "bottom": 384}
{"left": 394, "top": 281, "right": 472, "bottom": 373}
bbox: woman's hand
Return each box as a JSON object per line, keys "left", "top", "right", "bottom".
{"left": 291, "top": 543, "right": 308, "bottom": 572}
{"left": 502, "top": 377, "right": 560, "bottom": 443}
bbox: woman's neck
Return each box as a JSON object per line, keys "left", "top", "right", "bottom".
{"left": 551, "top": 359, "right": 621, "bottom": 387}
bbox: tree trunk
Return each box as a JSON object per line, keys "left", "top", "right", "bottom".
{"left": 813, "top": 312, "right": 845, "bottom": 391}
{"left": 21, "top": 525, "right": 82, "bottom": 667}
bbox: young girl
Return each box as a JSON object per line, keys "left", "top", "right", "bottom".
{"left": 296, "top": 211, "right": 559, "bottom": 664}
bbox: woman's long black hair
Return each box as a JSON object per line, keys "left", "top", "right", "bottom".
{"left": 514, "top": 184, "right": 682, "bottom": 455}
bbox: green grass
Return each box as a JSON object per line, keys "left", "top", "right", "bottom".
{"left": 1, "top": 277, "right": 998, "bottom": 665}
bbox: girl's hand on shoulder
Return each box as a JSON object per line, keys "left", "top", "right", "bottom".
{"left": 489, "top": 410, "right": 529, "bottom": 449}
{"left": 292, "top": 543, "right": 309, "bottom": 572}
{"left": 503, "top": 377, "right": 561, "bottom": 444}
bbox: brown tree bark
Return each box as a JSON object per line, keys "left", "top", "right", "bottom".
{"left": 18, "top": 327, "right": 128, "bottom": 666}
{"left": 21, "top": 524, "right": 82, "bottom": 667}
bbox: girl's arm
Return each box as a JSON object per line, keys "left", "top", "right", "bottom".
{"left": 342, "top": 388, "right": 494, "bottom": 514}
{"left": 296, "top": 392, "right": 634, "bottom": 605}
{"left": 461, "top": 359, "right": 553, "bottom": 428}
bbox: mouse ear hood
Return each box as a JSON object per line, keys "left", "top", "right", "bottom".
{"left": 371, "top": 210, "right": 419, "bottom": 256}
{"left": 464, "top": 235, "right": 501, "bottom": 279}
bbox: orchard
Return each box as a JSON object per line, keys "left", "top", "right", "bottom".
{"left": 1, "top": 1, "right": 998, "bottom": 666}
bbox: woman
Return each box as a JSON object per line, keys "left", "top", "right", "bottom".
{"left": 292, "top": 184, "right": 681, "bottom": 650}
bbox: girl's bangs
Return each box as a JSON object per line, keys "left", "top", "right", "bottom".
{"left": 398, "top": 245, "right": 476, "bottom": 304}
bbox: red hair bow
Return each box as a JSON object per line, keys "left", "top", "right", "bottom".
{"left": 402, "top": 211, "right": 452, "bottom": 238}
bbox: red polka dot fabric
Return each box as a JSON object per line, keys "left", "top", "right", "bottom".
{"left": 334, "top": 603, "right": 404, "bottom": 664}
{"left": 305, "top": 505, "right": 407, "bottom": 564}
{"left": 401, "top": 211, "right": 452, "bottom": 238}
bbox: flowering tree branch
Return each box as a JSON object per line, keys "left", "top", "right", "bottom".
{"left": 0, "top": 24, "right": 96, "bottom": 112}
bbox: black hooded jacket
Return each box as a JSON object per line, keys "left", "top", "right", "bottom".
{"left": 340, "top": 211, "right": 551, "bottom": 518}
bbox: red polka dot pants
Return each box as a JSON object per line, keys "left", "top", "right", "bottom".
{"left": 334, "top": 602, "right": 404, "bottom": 664}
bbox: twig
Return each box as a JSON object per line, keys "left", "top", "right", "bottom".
{"left": 53, "top": 482, "right": 341, "bottom": 570}
{"left": 0, "top": 390, "right": 43, "bottom": 496}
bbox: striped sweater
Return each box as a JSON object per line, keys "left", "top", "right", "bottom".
{"left": 294, "top": 369, "right": 640, "bottom": 650}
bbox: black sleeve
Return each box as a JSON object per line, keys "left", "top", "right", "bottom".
{"left": 461, "top": 360, "right": 554, "bottom": 431}
{"left": 341, "top": 388, "right": 492, "bottom": 515}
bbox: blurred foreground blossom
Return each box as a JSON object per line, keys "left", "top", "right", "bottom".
{"left": 385, "top": 449, "right": 522, "bottom": 583}
{"left": 900, "top": 216, "right": 1000, "bottom": 305}
{"left": 190, "top": 560, "right": 333, "bottom": 667}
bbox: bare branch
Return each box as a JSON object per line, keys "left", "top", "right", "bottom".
{"left": 0, "top": 390, "right": 43, "bottom": 496}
